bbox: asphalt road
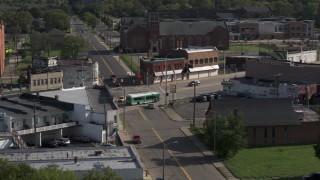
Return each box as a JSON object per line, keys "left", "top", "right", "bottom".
{"left": 72, "top": 17, "right": 128, "bottom": 79}
{"left": 123, "top": 108, "right": 225, "bottom": 180}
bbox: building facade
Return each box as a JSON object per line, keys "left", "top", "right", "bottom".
{"left": 140, "top": 48, "right": 220, "bottom": 84}
{"left": 28, "top": 70, "right": 63, "bottom": 92}
{"left": 120, "top": 10, "right": 230, "bottom": 53}
{"left": 206, "top": 98, "right": 319, "bottom": 147}
{"left": 227, "top": 19, "right": 315, "bottom": 40}
{"left": 0, "top": 21, "right": 5, "bottom": 76}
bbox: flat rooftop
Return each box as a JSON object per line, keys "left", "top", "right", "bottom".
{"left": 37, "top": 87, "right": 115, "bottom": 112}
{"left": 0, "top": 146, "right": 141, "bottom": 171}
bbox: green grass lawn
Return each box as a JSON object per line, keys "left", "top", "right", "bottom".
{"left": 229, "top": 44, "right": 271, "bottom": 52}
{"left": 224, "top": 145, "right": 320, "bottom": 179}
{"left": 120, "top": 55, "right": 139, "bottom": 75}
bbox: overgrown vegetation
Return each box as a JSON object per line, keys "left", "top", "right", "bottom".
{"left": 0, "top": 158, "right": 123, "bottom": 180}
{"left": 120, "top": 55, "right": 140, "bottom": 75}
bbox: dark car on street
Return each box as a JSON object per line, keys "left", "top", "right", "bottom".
{"left": 42, "top": 140, "right": 59, "bottom": 148}
{"left": 192, "top": 95, "right": 207, "bottom": 102}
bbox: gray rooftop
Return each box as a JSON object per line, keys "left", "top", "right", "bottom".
{"left": 0, "top": 146, "right": 141, "bottom": 171}
{"left": 37, "top": 88, "right": 116, "bottom": 113}
{"left": 0, "top": 95, "right": 73, "bottom": 118}
{"left": 159, "top": 21, "right": 226, "bottom": 36}
{"left": 37, "top": 87, "right": 89, "bottom": 106}
{"left": 208, "top": 98, "right": 301, "bottom": 126}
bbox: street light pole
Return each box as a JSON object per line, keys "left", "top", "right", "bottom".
{"left": 193, "top": 83, "right": 196, "bottom": 128}
{"left": 162, "top": 141, "right": 178, "bottom": 180}
{"left": 123, "top": 88, "right": 126, "bottom": 131}
{"left": 165, "top": 54, "right": 171, "bottom": 106}
{"left": 274, "top": 73, "right": 282, "bottom": 98}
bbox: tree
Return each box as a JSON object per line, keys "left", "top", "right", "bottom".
{"left": 44, "top": 9, "right": 70, "bottom": 30}
{"left": 60, "top": 35, "right": 86, "bottom": 60}
{"left": 314, "top": 108, "right": 320, "bottom": 159}
{"left": 30, "top": 31, "right": 53, "bottom": 56}
{"left": 82, "top": 12, "right": 99, "bottom": 30}
{"left": 16, "top": 11, "right": 33, "bottom": 34}
{"left": 0, "top": 159, "right": 36, "bottom": 179}
{"left": 206, "top": 108, "right": 247, "bottom": 158}
{"left": 30, "top": 165, "right": 78, "bottom": 180}
{"left": 30, "top": 31, "right": 43, "bottom": 56}
{"left": 82, "top": 166, "right": 123, "bottom": 180}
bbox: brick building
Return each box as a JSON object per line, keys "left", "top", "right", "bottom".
{"left": 120, "top": 10, "right": 229, "bottom": 53}
{"left": 140, "top": 48, "right": 220, "bottom": 84}
{"left": 245, "top": 58, "right": 320, "bottom": 84}
{"left": 227, "top": 18, "right": 314, "bottom": 40}
{"left": 207, "top": 98, "right": 319, "bottom": 146}
{"left": 0, "top": 21, "right": 5, "bottom": 76}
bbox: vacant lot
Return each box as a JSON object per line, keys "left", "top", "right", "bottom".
{"left": 224, "top": 145, "right": 320, "bottom": 179}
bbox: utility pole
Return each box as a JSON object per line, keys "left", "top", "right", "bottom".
{"left": 103, "top": 98, "right": 108, "bottom": 143}
{"left": 33, "top": 99, "right": 37, "bottom": 148}
{"left": 193, "top": 84, "right": 196, "bottom": 128}
{"left": 123, "top": 88, "right": 126, "bottom": 131}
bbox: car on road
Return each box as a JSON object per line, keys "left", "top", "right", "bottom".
{"left": 57, "top": 138, "right": 70, "bottom": 146}
{"left": 201, "top": 93, "right": 221, "bottom": 101}
{"left": 42, "top": 140, "right": 59, "bottom": 148}
{"left": 132, "top": 134, "right": 142, "bottom": 144}
{"left": 188, "top": 80, "right": 200, "bottom": 86}
{"left": 118, "top": 96, "right": 125, "bottom": 103}
{"left": 71, "top": 136, "right": 91, "bottom": 143}
{"left": 192, "top": 95, "right": 207, "bottom": 102}
{"left": 148, "top": 103, "right": 156, "bottom": 109}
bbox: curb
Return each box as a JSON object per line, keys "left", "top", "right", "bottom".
{"left": 179, "top": 126, "right": 239, "bottom": 180}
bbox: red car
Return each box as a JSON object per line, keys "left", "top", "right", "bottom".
{"left": 132, "top": 134, "right": 141, "bottom": 144}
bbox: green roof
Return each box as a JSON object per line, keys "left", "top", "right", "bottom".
{"left": 143, "top": 57, "right": 185, "bottom": 63}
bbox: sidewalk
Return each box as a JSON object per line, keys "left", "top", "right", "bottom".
{"left": 164, "top": 106, "right": 239, "bottom": 180}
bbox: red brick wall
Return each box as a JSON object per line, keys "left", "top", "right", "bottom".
{"left": 0, "top": 21, "right": 5, "bottom": 76}
{"left": 246, "top": 122, "right": 319, "bottom": 147}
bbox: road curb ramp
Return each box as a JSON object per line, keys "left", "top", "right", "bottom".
{"left": 159, "top": 106, "right": 184, "bottom": 121}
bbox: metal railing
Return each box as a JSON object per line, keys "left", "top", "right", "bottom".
{"left": 17, "top": 122, "right": 77, "bottom": 135}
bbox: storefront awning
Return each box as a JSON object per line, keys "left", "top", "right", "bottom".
{"left": 189, "top": 65, "right": 219, "bottom": 72}
{"left": 154, "top": 72, "right": 163, "bottom": 76}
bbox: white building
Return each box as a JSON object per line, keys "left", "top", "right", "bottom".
{"left": 0, "top": 87, "right": 119, "bottom": 149}
{"left": 222, "top": 78, "right": 316, "bottom": 99}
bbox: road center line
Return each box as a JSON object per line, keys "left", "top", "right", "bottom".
{"left": 101, "top": 57, "right": 114, "bottom": 74}
{"left": 151, "top": 128, "right": 192, "bottom": 180}
{"left": 138, "top": 109, "right": 147, "bottom": 121}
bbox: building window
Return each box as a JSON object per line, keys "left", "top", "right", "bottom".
{"left": 58, "top": 78, "right": 61, "bottom": 83}
{"left": 209, "top": 58, "right": 213, "bottom": 63}
{"left": 264, "top": 127, "right": 268, "bottom": 145}
{"left": 50, "top": 78, "right": 53, "bottom": 84}
{"left": 284, "top": 127, "right": 288, "bottom": 143}
{"left": 41, "top": 79, "right": 44, "bottom": 85}
{"left": 37, "top": 80, "right": 40, "bottom": 86}
{"left": 190, "top": 60, "right": 193, "bottom": 65}
{"left": 214, "top": 57, "right": 218, "bottom": 62}
{"left": 33, "top": 80, "right": 36, "bottom": 86}
{"left": 54, "top": 78, "right": 57, "bottom": 84}
{"left": 45, "top": 79, "right": 48, "bottom": 85}
{"left": 200, "top": 59, "right": 203, "bottom": 64}
{"left": 272, "top": 127, "right": 275, "bottom": 144}
{"left": 204, "top": 58, "right": 208, "bottom": 64}
{"left": 195, "top": 59, "right": 199, "bottom": 64}
{"left": 114, "top": 115, "right": 117, "bottom": 123}
{"left": 253, "top": 128, "right": 256, "bottom": 145}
